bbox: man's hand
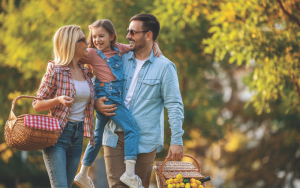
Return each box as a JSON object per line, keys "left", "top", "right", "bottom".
{"left": 95, "top": 97, "right": 117, "bottom": 116}
{"left": 166, "top": 145, "right": 184, "bottom": 161}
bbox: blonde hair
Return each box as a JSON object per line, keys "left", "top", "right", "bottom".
{"left": 53, "top": 25, "right": 81, "bottom": 66}
{"left": 87, "top": 19, "right": 117, "bottom": 50}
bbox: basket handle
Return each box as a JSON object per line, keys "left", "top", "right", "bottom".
{"left": 158, "top": 154, "right": 201, "bottom": 175}
{"left": 11, "top": 95, "right": 43, "bottom": 112}
{"left": 9, "top": 95, "right": 53, "bottom": 119}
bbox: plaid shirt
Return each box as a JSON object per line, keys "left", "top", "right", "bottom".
{"left": 33, "top": 62, "right": 95, "bottom": 146}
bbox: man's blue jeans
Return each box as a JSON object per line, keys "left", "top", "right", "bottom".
{"left": 42, "top": 121, "right": 84, "bottom": 188}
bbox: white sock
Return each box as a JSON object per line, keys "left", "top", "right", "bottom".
{"left": 125, "top": 160, "right": 136, "bottom": 177}
{"left": 79, "top": 165, "right": 90, "bottom": 177}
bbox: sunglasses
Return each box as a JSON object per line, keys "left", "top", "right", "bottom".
{"left": 127, "top": 28, "right": 149, "bottom": 36}
{"left": 77, "top": 37, "right": 86, "bottom": 43}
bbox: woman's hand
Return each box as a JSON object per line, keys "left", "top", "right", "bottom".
{"left": 153, "top": 41, "right": 162, "bottom": 57}
{"left": 33, "top": 95, "right": 73, "bottom": 111}
{"left": 58, "top": 96, "right": 74, "bottom": 107}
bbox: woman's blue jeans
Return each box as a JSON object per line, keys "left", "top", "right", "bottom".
{"left": 42, "top": 121, "right": 84, "bottom": 188}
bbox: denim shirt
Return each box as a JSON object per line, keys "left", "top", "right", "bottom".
{"left": 102, "top": 50, "right": 184, "bottom": 154}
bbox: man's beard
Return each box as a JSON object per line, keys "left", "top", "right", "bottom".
{"left": 130, "top": 37, "right": 146, "bottom": 52}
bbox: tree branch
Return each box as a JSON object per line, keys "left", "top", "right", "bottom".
{"left": 294, "top": 1, "right": 300, "bottom": 14}
{"left": 277, "top": 0, "right": 300, "bottom": 27}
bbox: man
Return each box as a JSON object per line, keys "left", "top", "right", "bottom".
{"left": 97, "top": 14, "right": 184, "bottom": 188}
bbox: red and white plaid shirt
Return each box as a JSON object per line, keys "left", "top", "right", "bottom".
{"left": 33, "top": 62, "right": 95, "bottom": 146}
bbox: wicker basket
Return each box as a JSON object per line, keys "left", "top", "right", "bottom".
{"left": 4, "top": 95, "right": 60, "bottom": 151}
{"left": 153, "top": 154, "right": 205, "bottom": 188}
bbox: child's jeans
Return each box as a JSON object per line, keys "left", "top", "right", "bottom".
{"left": 42, "top": 121, "right": 84, "bottom": 188}
{"left": 82, "top": 78, "right": 140, "bottom": 166}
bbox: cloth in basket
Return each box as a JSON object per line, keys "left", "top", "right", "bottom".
{"left": 24, "top": 115, "right": 60, "bottom": 131}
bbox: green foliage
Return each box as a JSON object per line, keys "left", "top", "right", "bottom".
{"left": 2, "top": 0, "right": 300, "bottom": 187}
{"left": 202, "top": 0, "right": 300, "bottom": 187}
{"left": 204, "top": 0, "right": 300, "bottom": 115}
{"left": 152, "top": 0, "right": 223, "bottom": 146}
{"left": 0, "top": 0, "right": 223, "bottom": 187}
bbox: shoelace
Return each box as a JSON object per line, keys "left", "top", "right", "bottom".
{"left": 88, "top": 176, "right": 95, "bottom": 188}
{"left": 134, "top": 176, "right": 142, "bottom": 186}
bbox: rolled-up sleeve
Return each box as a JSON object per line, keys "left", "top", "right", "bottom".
{"left": 32, "top": 69, "right": 57, "bottom": 106}
{"left": 161, "top": 63, "right": 184, "bottom": 145}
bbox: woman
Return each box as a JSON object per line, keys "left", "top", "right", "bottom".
{"left": 33, "top": 25, "right": 95, "bottom": 188}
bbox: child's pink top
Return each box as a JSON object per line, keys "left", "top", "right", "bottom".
{"left": 79, "top": 43, "right": 130, "bottom": 83}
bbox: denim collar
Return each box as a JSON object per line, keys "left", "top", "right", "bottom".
{"left": 128, "top": 50, "right": 155, "bottom": 63}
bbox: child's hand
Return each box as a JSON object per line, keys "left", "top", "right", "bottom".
{"left": 153, "top": 41, "right": 162, "bottom": 57}
{"left": 46, "top": 62, "right": 55, "bottom": 74}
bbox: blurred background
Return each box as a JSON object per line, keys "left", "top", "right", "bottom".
{"left": 1, "top": 0, "right": 300, "bottom": 187}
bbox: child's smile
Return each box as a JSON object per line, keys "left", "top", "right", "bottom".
{"left": 92, "top": 27, "right": 114, "bottom": 51}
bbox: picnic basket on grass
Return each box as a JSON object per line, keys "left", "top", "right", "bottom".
{"left": 153, "top": 154, "right": 205, "bottom": 188}
{"left": 4, "top": 95, "right": 60, "bottom": 151}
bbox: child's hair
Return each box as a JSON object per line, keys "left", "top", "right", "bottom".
{"left": 53, "top": 25, "right": 81, "bottom": 66}
{"left": 87, "top": 19, "right": 117, "bottom": 50}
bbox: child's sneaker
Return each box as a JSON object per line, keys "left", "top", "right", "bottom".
{"left": 120, "top": 172, "right": 144, "bottom": 188}
{"left": 74, "top": 172, "right": 95, "bottom": 188}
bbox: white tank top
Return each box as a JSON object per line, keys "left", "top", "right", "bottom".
{"left": 68, "top": 79, "right": 91, "bottom": 122}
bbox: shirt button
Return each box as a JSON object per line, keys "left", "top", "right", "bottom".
{"left": 134, "top": 66, "right": 136, "bottom": 68}
{"left": 107, "top": 60, "right": 110, "bottom": 62}
{"left": 135, "top": 90, "right": 137, "bottom": 91}
{"left": 139, "top": 78, "right": 140, "bottom": 79}
{"left": 130, "top": 77, "right": 132, "bottom": 79}
{"left": 142, "top": 67, "right": 144, "bottom": 69}
{"left": 126, "top": 88, "right": 128, "bottom": 90}
{"left": 132, "top": 101, "right": 133, "bottom": 103}
{"left": 110, "top": 87, "right": 112, "bottom": 89}
{"left": 116, "top": 65, "right": 118, "bottom": 67}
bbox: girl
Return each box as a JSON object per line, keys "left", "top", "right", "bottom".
{"left": 33, "top": 25, "right": 95, "bottom": 188}
{"left": 73, "top": 19, "right": 161, "bottom": 188}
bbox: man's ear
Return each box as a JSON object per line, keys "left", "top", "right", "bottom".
{"left": 145, "top": 31, "right": 153, "bottom": 41}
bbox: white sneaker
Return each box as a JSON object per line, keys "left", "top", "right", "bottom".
{"left": 120, "top": 172, "right": 144, "bottom": 188}
{"left": 74, "top": 173, "right": 95, "bottom": 188}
